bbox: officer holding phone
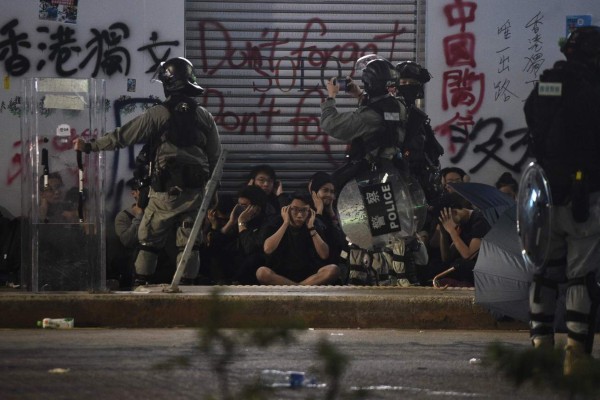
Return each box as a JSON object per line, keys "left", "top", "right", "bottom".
{"left": 320, "top": 58, "right": 407, "bottom": 190}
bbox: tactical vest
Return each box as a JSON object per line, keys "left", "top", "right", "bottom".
{"left": 348, "top": 95, "right": 404, "bottom": 160}
{"left": 148, "top": 96, "right": 210, "bottom": 192}
{"left": 524, "top": 60, "right": 600, "bottom": 204}
{"left": 402, "top": 105, "right": 445, "bottom": 203}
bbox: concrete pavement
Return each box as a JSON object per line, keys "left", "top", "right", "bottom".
{"left": 0, "top": 285, "right": 528, "bottom": 330}
{"left": 0, "top": 328, "right": 573, "bottom": 400}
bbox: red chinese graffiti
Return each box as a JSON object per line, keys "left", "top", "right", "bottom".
{"left": 435, "top": 0, "right": 485, "bottom": 155}
{"left": 443, "top": 32, "right": 476, "bottom": 67}
{"left": 6, "top": 126, "right": 92, "bottom": 185}
{"left": 443, "top": 0, "right": 477, "bottom": 32}
{"left": 6, "top": 140, "right": 21, "bottom": 185}
{"left": 441, "top": 68, "right": 485, "bottom": 113}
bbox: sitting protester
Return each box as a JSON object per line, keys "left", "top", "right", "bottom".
{"left": 424, "top": 192, "right": 490, "bottom": 287}
{"left": 199, "top": 193, "right": 235, "bottom": 284}
{"left": 247, "top": 164, "right": 290, "bottom": 215}
{"left": 308, "top": 172, "right": 347, "bottom": 270}
{"left": 256, "top": 192, "right": 340, "bottom": 285}
{"left": 232, "top": 185, "right": 274, "bottom": 284}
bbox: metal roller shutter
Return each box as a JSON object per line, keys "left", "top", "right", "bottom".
{"left": 185, "top": 0, "right": 420, "bottom": 196}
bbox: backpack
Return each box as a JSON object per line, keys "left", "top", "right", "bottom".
{"left": 0, "top": 213, "right": 21, "bottom": 283}
{"left": 147, "top": 96, "right": 211, "bottom": 191}
{"left": 524, "top": 60, "right": 600, "bottom": 204}
{"left": 161, "top": 95, "right": 208, "bottom": 148}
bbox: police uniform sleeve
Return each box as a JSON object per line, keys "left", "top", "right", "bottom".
{"left": 90, "top": 106, "right": 169, "bottom": 152}
{"left": 320, "top": 99, "right": 383, "bottom": 142}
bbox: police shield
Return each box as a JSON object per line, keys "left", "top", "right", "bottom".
{"left": 337, "top": 166, "right": 427, "bottom": 249}
{"left": 517, "top": 162, "right": 553, "bottom": 270}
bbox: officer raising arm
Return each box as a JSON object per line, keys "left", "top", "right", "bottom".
{"left": 73, "top": 57, "right": 222, "bottom": 288}
{"left": 320, "top": 58, "right": 407, "bottom": 190}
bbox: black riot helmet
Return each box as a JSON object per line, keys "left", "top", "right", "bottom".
{"left": 354, "top": 53, "right": 384, "bottom": 74}
{"left": 361, "top": 58, "right": 397, "bottom": 97}
{"left": 395, "top": 61, "right": 432, "bottom": 106}
{"left": 561, "top": 26, "right": 600, "bottom": 72}
{"left": 155, "top": 57, "right": 204, "bottom": 97}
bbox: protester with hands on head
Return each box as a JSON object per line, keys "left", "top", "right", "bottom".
{"left": 308, "top": 172, "right": 347, "bottom": 268}
{"left": 216, "top": 186, "right": 272, "bottom": 284}
{"left": 265, "top": 203, "right": 327, "bottom": 262}
{"left": 428, "top": 192, "right": 490, "bottom": 286}
{"left": 247, "top": 164, "right": 289, "bottom": 214}
{"left": 308, "top": 172, "right": 337, "bottom": 221}
{"left": 256, "top": 192, "right": 340, "bottom": 285}
{"left": 199, "top": 195, "right": 236, "bottom": 284}
{"left": 438, "top": 206, "right": 481, "bottom": 263}
{"left": 267, "top": 204, "right": 325, "bottom": 257}
{"left": 221, "top": 198, "right": 254, "bottom": 235}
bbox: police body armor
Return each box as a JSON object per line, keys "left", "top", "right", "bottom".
{"left": 336, "top": 95, "right": 426, "bottom": 248}
{"left": 149, "top": 96, "right": 209, "bottom": 193}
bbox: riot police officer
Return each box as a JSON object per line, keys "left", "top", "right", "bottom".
{"left": 74, "top": 57, "right": 222, "bottom": 287}
{"left": 394, "top": 61, "right": 444, "bottom": 204}
{"left": 523, "top": 26, "right": 600, "bottom": 375}
{"left": 320, "top": 58, "right": 407, "bottom": 190}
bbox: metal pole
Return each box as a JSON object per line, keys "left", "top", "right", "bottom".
{"left": 164, "top": 149, "right": 228, "bottom": 293}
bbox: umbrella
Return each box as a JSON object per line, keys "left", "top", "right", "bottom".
{"left": 472, "top": 205, "right": 533, "bottom": 322}
{"left": 446, "top": 183, "right": 530, "bottom": 320}
{"left": 439, "top": 183, "right": 526, "bottom": 319}
{"left": 448, "top": 182, "right": 515, "bottom": 226}
{"left": 471, "top": 203, "right": 598, "bottom": 332}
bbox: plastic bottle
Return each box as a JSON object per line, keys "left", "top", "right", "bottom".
{"left": 260, "top": 369, "right": 321, "bottom": 388}
{"left": 37, "top": 317, "right": 74, "bottom": 329}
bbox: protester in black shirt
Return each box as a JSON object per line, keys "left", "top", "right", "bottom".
{"left": 256, "top": 192, "right": 340, "bottom": 285}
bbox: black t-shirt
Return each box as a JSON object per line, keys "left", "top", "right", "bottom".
{"left": 460, "top": 210, "right": 490, "bottom": 246}
{"left": 264, "top": 218, "right": 326, "bottom": 282}
{"left": 449, "top": 210, "right": 490, "bottom": 260}
{"left": 446, "top": 210, "right": 490, "bottom": 283}
{"left": 315, "top": 213, "right": 347, "bottom": 264}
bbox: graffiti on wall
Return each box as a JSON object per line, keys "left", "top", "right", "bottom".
{"left": 431, "top": 0, "right": 549, "bottom": 176}
{"left": 0, "top": 16, "right": 180, "bottom": 204}
{"left": 2, "top": 8, "right": 548, "bottom": 213}
{"left": 0, "top": 18, "right": 179, "bottom": 77}
{"left": 2, "top": 16, "right": 411, "bottom": 189}
{"left": 195, "top": 17, "right": 409, "bottom": 160}
{"left": 434, "top": 0, "right": 485, "bottom": 152}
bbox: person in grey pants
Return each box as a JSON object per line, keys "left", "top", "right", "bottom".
{"left": 74, "top": 57, "right": 222, "bottom": 287}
